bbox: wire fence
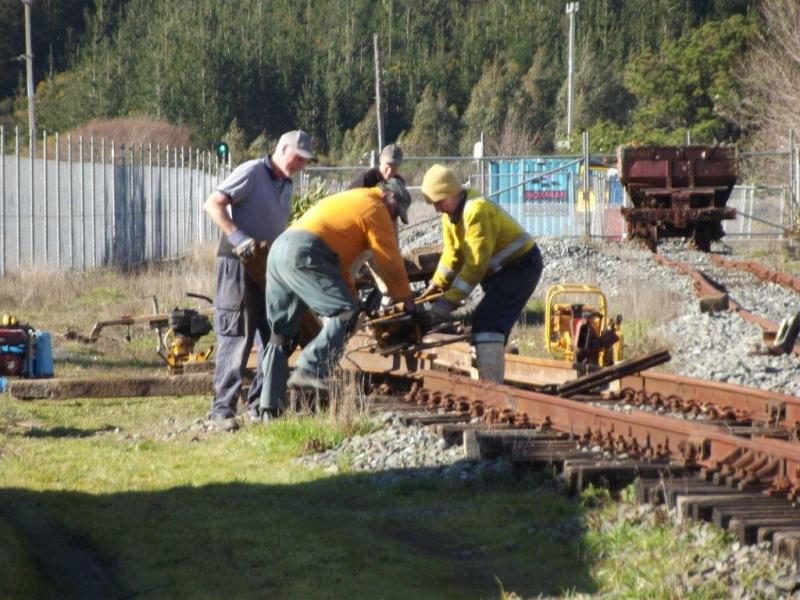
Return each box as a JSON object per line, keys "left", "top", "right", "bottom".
{"left": 2, "top": 128, "right": 798, "bottom": 276}
{"left": 0, "top": 126, "right": 230, "bottom": 275}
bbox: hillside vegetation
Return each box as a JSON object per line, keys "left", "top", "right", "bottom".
{"left": 2, "top": 0, "right": 798, "bottom": 159}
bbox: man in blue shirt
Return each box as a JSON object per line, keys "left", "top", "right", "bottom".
{"left": 203, "top": 131, "right": 313, "bottom": 430}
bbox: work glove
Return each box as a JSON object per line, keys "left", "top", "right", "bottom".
{"left": 400, "top": 295, "right": 417, "bottom": 314}
{"left": 228, "top": 229, "right": 257, "bottom": 261}
{"left": 428, "top": 298, "right": 455, "bottom": 326}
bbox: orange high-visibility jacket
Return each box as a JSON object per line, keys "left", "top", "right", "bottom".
{"left": 292, "top": 187, "right": 411, "bottom": 299}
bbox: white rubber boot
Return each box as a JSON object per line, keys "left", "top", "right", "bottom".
{"left": 474, "top": 340, "right": 506, "bottom": 383}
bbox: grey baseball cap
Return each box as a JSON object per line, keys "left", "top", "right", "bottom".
{"left": 278, "top": 130, "right": 315, "bottom": 160}
{"left": 380, "top": 143, "right": 403, "bottom": 166}
{"left": 381, "top": 177, "right": 411, "bottom": 224}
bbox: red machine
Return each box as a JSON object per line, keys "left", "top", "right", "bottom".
{"left": 0, "top": 325, "right": 32, "bottom": 376}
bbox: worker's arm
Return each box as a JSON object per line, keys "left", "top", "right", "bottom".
{"left": 204, "top": 191, "right": 238, "bottom": 236}
{"left": 363, "top": 206, "right": 412, "bottom": 301}
{"left": 442, "top": 206, "right": 496, "bottom": 304}
{"left": 204, "top": 190, "right": 257, "bottom": 258}
{"left": 431, "top": 217, "right": 462, "bottom": 290}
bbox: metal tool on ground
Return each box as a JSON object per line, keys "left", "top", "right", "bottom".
{"left": 554, "top": 348, "right": 671, "bottom": 397}
{"left": 78, "top": 294, "right": 216, "bottom": 374}
{"left": 83, "top": 294, "right": 215, "bottom": 343}
{"left": 544, "top": 284, "right": 623, "bottom": 368}
{"left": 157, "top": 308, "right": 214, "bottom": 374}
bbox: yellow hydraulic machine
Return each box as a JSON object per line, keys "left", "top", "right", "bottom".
{"left": 544, "top": 284, "right": 623, "bottom": 367}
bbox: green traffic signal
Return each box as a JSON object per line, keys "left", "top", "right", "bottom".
{"left": 215, "top": 142, "right": 229, "bottom": 161}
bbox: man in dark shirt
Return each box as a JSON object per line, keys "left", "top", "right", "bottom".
{"left": 348, "top": 143, "right": 404, "bottom": 189}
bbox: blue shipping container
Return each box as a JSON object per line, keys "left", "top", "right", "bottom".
{"left": 487, "top": 158, "right": 580, "bottom": 236}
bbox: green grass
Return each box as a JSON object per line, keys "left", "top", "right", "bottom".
{"left": 0, "top": 394, "right": 596, "bottom": 599}
{"left": 0, "top": 252, "right": 785, "bottom": 599}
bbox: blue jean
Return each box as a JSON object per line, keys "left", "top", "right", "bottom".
{"left": 260, "top": 231, "right": 358, "bottom": 412}
{"left": 210, "top": 256, "right": 269, "bottom": 418}
{"left": 472, "top": 245, "right": 543, "bottom": 343}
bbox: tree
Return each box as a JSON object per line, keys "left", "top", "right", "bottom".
{"left": 623, "top": 15, "right": 756, "bottom": 144}
{"left": 459, "top": 57, "right": 520, "bottom": 155}
{"left": 397, "top": 84, "right": 460, "bottom": 156}
{"left": 737, "top": 0, "right": 800, "bottom": 151}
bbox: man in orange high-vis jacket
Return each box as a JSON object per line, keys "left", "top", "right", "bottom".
{"left": 258, "top": 178, "right": 414, "bottom": 418}
{"left": 421, "top": 164, "right": 543, "bottom": 383}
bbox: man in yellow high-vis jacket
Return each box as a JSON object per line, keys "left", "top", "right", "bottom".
{"left": 421, "top": 164, "right": 543, "bottom": 382}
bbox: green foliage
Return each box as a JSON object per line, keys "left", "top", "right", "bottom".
{"left": 290, "top": 178, "right": 328, "bottom": 223}
{"left": 339, "top": 104, "right": 379, "bottom": 164}
{"left": 2, "top": 0, "right": 761, "bottom": 152}
{"left": 222, "top": 118, "right": 247, "bottom": 164}
{"left": 460, "top": 57, "right": 521, "bottom": 155}
{"left": 397, "top": 84, "right": 460, "bottom": 156}
{"left": 579, "top": 484, "right": 613, "bottom": 509}
{"left": 624, "top": 15, "right": 757, "bottom": 144}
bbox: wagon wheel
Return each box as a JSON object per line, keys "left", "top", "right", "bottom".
{"left": 691, "top": 224, "right": 711, "bottom": 252}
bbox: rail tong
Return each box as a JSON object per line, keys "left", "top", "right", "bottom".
{"left": 552, "top": 349, "right": 671, "bottom": 397}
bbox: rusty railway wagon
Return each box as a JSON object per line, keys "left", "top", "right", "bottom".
{"left": 618, "top": 145, "right": 738, "bottom": 252}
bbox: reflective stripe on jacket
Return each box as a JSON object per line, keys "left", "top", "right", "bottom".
{"left": 432, "top": 190, "right": 535, "bottom": 304}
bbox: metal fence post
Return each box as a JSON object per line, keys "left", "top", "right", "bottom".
{"left": 110, "top": 140, "right": 116, "bottom": 266}
{"left": 0, "top": 125, "right": 4, "bottom": 276}
{"left": 43, "top": 130, "right": 48, "bottom": 266}
{"left": 29, "top": 128, "right": 35, "bottom": 266}
{"left": 90, "top": 136, "right": 96, "bottom": 267}
{"left": 582, "top": 130, "right": 590, "bottom": 238}
{"left": 15, "top": 127, "right": 20, "bottom": 269}
{"left": 79, "top": 135, "right": 85, "bottom": 268}
{"left": 55, "top": 132, "right": 60, "bottom": 269}
{"left": 790, "top": 129, "right": 795, "bottom": 234}
{"left": 67, "top": 133, "right": 73, "bottom": 268}
{"left": 101, "top": 138, "right": 106, "bottom": 265}
{"left": 149, "top": 143, "right": 154, "bottom": 261}
{"left": 166, "top": 145, "right": 171, "bottom": 259}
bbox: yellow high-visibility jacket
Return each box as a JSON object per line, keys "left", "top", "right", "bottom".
{"left": 432, "top": 190, "right": 535, "bottom": 304}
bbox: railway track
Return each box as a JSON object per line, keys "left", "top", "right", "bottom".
{"left": 654, "top": 248, "right": 800, "bottom": 349}
{"left": 341, "top": 323, "right": 800, "bottom": 562}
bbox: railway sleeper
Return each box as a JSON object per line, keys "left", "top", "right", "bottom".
{"left": 639, "top": 477, "right": 732, "bottom": 506}
{"left": 712, "top": 503, "right": 800, "bottom": 529}
{"left": 636, "top": 476, "right": 800, "bottom": 562}
{"left": 463, "top": 431, "right": 582, "bottom": 461}
{"left": 730, "top": 517, "right": 800, "bottom": 546}
{"left": 562, "top": 461, "right": 681, "bottom": 494}
{"left": 773, "top": 532, "right": 800, "bottom": 565}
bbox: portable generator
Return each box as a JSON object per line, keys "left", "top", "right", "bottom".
{"left": 157, "top": 308, "right": 214, "bottom": 374}
{"left": 0, "top": 315, "right": 54, "bottom": 379}
{"left": 544, "top": 284, "right": 623, "bottom": 367}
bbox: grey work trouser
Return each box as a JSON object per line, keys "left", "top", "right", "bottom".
{"left": 260, "top": 230, "right": 358, "bottom": 412}
{"left": 211, "top": 256, "right": 269, "bottom": 418}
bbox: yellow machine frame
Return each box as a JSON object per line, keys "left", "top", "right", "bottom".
{"left": 544, "top": 283, "right": 623, "bottom": 367}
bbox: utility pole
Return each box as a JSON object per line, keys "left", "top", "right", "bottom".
{"left": 566, "top": 2, "right": 579, "bottom": 143}
{"left": 22, "top": 0, "right": 35, "bottom": 135}
{"left": 373, "top": 33, "right": 384, "bottom": 153}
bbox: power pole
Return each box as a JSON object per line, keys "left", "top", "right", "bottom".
{"left": 566, "top": 2, "right": 579, "bottom": 143}
{"left": 22, "top": 0, "right": 36, "bottom": 135}
{"left": 373, "top": 33, "right": 384, "bottom": 153}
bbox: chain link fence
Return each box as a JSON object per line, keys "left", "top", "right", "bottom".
{"left": 2, "top": 131, "right": 798, "bottom": 276}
